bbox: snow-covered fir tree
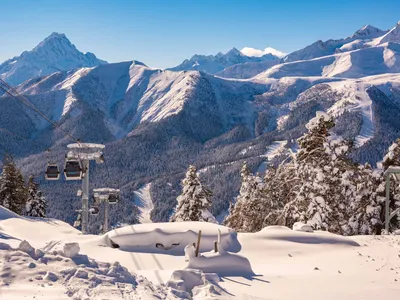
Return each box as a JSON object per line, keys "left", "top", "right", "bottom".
{"left": 279, "top": 112, "right": 382, "bottom": 235}
{"left": 262, "top": 165, "right": 286, "bottom": 227}
{"left": 0, "top": 154, "right": 27, "bottom": 215}
{"left": 224, "top": 162, "right": 267, "bottom": 232}
{"left": 25, "top": 175, "right": 47, "bottom": 218}
{"left": 378, "top": 138, "right": 400, "bottom": 232}
{"left": 170, "top": 165, "right": 216, "bottom": 222}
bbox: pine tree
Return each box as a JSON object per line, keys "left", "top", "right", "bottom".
{"left": 378, "top": 138, "right": 400, "bottom": 232}
{"left": 25, "top": 175, "right": 47, "bottom": 218}
{"left": 0, "top": 154, "right": 27, "bottom": 215}
{"left": 224, "top": 162, "right": 267, "bottom": 232}
{"left": 170, "top": 165, "right": 216, "bottom": 222}
{"left": 278, "top": 112, "right": 382, "bottom": 235}
{"left": 262, "top": 166, "right": 285, "bottom": 227}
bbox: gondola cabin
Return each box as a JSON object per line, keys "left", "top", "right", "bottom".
{"left": 90, "top": 206, "right": 99, "bottom": 216}
{"left": 108, "top": 193, "right": 119, "bottom": 204}
{"left": 45, "top": 163, "right": 60, "bottom": 180}
{"left": 64, "top": 159, "right": 83, "bottom": 180}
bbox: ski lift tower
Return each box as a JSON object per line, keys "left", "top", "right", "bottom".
{"left": 385, "top": 166, "right": 400, "bottom": 233}
{"left": 92, "top": 188, "right": 120, "bottom": 234}
{"left": 67, "top": 143, "right": 105, "bottom": 234}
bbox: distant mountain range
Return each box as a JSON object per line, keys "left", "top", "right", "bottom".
{"left": 1, "top": 22, "right": 400, "bottom": 230}
{"left": 168, "top": 47, "right": 281, "bottom": 75}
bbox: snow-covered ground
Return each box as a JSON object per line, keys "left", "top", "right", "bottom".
{"left": 133, "top": 183, "right": 153, "bottom": 223}
{"left": 1, "top": 206, "right": 399, "bottom": 299}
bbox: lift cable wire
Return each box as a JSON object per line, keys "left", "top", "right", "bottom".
{"left": 0, "top": 127, "right": 44, "bottom": 149}
{"left": 0, "top": 78, "right": 81, "bottom": 144}
{"left": 0, "top": 78, "right": 88, "bottom": 174}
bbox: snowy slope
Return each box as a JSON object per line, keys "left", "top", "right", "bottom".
{"left": 257, "top": 43, "right": 400, "bottom": 79}
{"left": 327, "top": 81, "right": 374, "bottom": 147}
{"left": 0, "top": 32, "right": 106, "bottom": 85}
{"left": 216, "top": 59, "right": 281, "bottom": 79}
{"left": 373, "top": 21, "right": 400, "bottom": 45}
{"left": 257, "top": 140, "right": 289, "bottom": 174}
{"left": 1, "top": 207, "right": 399, "bottom": 299}
{"left": 133, "top": 183, "right": 153, "bottom": 223}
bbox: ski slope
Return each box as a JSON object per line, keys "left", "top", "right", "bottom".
{"left": 133, "top": 183, "right": 153, "bottom": 223}
{"left": 328, "top": 81, "right": 374, "bottom": 147}
{"left": 257, "top": 140, "right": 288, "bottom": 174}
{"left": 1, "top": 205, "right": 399, "bottom": 299}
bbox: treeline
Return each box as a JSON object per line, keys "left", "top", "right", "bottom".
{"left": 224, "top": 112, "right": 400, "bottom": 235}
{"left": 0, "top": 154, "right": 46, "bottom": 217}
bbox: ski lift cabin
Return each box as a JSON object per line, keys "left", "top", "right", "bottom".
{"left": 64, "top": 159, "right": 83, "bottom": 180}
{"left": 90, "top": 206, "right": 99, "bottom": 216}
{"left": 108, "top": 192, "right": 119, "bottom": 204}
{"left": 45, "top": 163, "right": 60, "bottom": 180}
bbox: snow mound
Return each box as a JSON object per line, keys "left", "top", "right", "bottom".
{"left": 256, "top": 226, "right": 359, "bottom": 246}
{"left": 105, "top": 222, "right": 240, "bottom": 254}
{"left": 0, "top": 205, "right": 22, "bottom": 220}
{"left": 167, "top": 269, "right": 229, "bottom": 299}
{"left": 293, "top": 222, "right": 314, "bottom": 233}
{"left": 185, "top": 244, "right": 254, "bottom": 276}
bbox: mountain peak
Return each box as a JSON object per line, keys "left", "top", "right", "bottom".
{"left": 226, "top": 47, "right": 242, "bottom": 56}
{"left": 34, "top": 32, "right": 73, "bottom": 51}
{"left": 47, "top": 32, "right": 68, "bottom": 40}
{"left": 0, "top": 33, "right": 106, "bottom": 85}
{"left": 351, "top": 24, "right": 386, "bottom": 39}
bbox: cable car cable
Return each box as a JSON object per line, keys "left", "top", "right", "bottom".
{"left": 0, "top": 79, "right": 81, "bottom": 144}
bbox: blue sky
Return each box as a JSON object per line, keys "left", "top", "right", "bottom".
{"left": 0, "top": 0, "right": 399, "bottom": 68}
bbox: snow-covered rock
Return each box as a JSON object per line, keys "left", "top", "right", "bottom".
{"left": 293, "top": 222, "right": 314, "bottom": 233}
{"left": 18, "top": 240, "right": 36, "bottom": 257}
{"left": 63, "top": 242, "right": 80, "bottom": 258}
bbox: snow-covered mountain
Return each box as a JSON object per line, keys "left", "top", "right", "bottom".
{"left": 169, "top": 47, "right": 281, "bottom": 74}
{"left": 1, "top": 21, "right": 400, "bottom": 229}
{"left": 256, "top": 42, "right": 400, "bottom": 79}
{"left": 0, "top": 32, "right": 106, "bottom": 85}
{"left": 374, "top": 21, "right": 400, "bottom": 45}
{"left": 7, "top": 61, "right": 267, "bottom": 145}
{"left": 284, "top": 25, "right": 388, "bottom": 63}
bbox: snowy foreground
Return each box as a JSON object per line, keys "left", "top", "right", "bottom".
{"left": 0, "top": 207, "right": 399, "bottom": 299}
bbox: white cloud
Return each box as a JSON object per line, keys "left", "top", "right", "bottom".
{"left": 241, "top": 47, "right": 287, "bottom": 58}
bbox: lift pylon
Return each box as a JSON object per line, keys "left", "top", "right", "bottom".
{"left": 92, "top": 188, "right": 120, "bottom": 234}
{"left": 67, "top": 143, "right": 105, "bottom": 234}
